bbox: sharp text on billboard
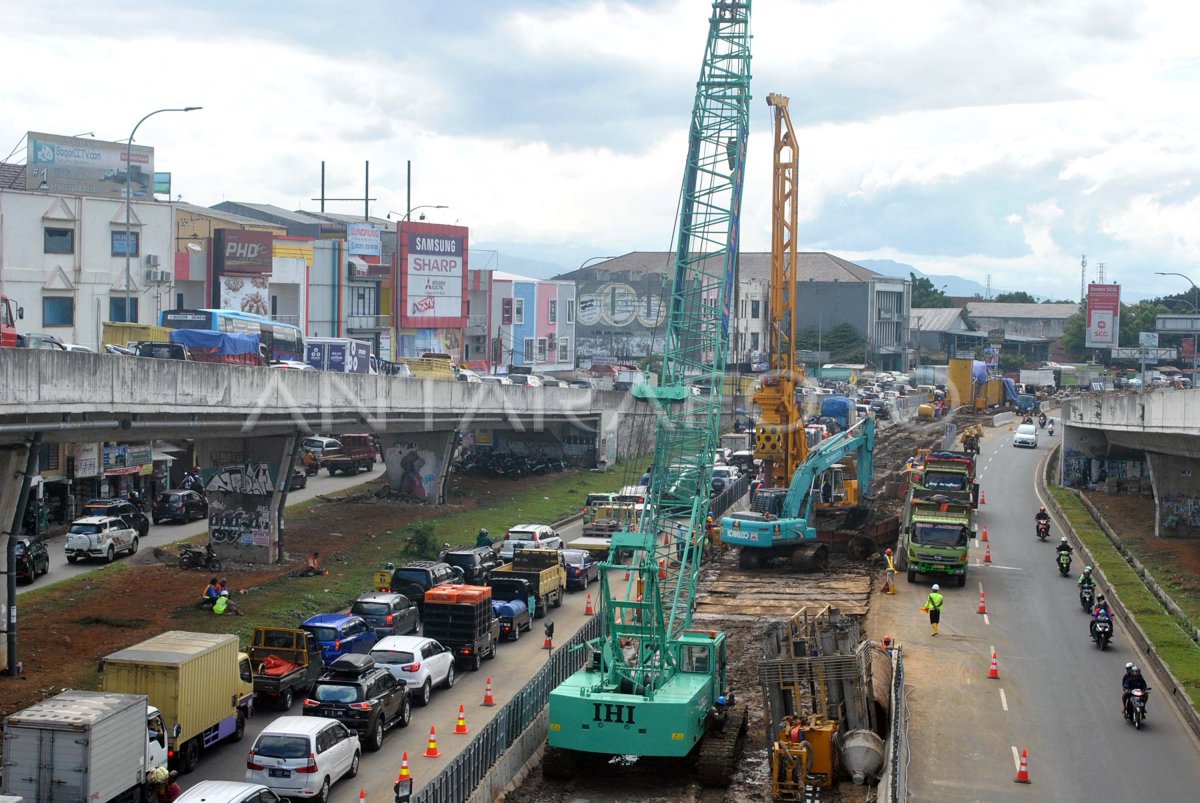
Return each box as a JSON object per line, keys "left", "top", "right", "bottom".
{"left": 398, "top": 223, "right": 468, "bottom": 328}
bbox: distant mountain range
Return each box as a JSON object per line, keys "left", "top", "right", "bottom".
{"left": 856, "top": 259, "right": 990, "bottom": 299}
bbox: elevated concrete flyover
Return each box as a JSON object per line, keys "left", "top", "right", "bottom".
{"left": 1060, "top": 389, "right": 1200, "bottom": 536}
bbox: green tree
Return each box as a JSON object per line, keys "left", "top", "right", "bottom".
{"left": 823, "top": 323, "right": 867, "bottom": 363}
{"left": 1118, "top": 301, "right": 1170, "bottom": 347}
{"left": 910, "top": 273, "right": 954, "bottom": 307}
{"left": 998, "top": 353, "right": 1024, "bottom": 372}
{"left": 1059, "top": 311, "right": 1087, "bottom": 358}
{"left": 993, "top": 291, "right": 1037, "bottom": 303}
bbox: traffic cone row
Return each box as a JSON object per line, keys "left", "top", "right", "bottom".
{"left": 981, "top": 526, "right": 989, "bottom": 542}
{"left": 977, "top": 591, "right": 988, "bottom": 614}
{"left": 984, "top": 543, "right": 992, "bottom": 563}
{"left": 481, "top": 676, "right": 496, "bottom": 707}
{"left": 454, "top": 704, "right": 469, "bottom": 735}
{"left": 424, "top": 725, "right": 441, "bottom": 758}
{"left": 585, "top": 592, "right": 594, "bottom": 615}
{"left": 1014, "top": 748, "right": 1031, "bottom": 783}
{"left": 988, "top": 649, "right": 1000, "bottom": 679}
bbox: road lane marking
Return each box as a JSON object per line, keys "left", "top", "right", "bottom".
{"left": 978, "top": 581, "right": 984, "bottom": 594}
{"left": 1000, "top": 688, "right": 1008, "bottom": 711}
{"left": 1012, "top": 745, "right": 1020, "bottom": 772}
{"left": 983, "top": 613, "right": 990, "bottom": 625}
{"left": 974, "top": 562, "right": 1024, "bottom": 570}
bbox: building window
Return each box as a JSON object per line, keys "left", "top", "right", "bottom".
{"left": 176, "top": 293, "right": 184, "bottom": 310}
{"left": 522, "top": 337, "right": 534, "bottom": 365}
{"left": 567, "top": 300, "right": 575, "bottom": 323}
{"left": 751, "top": 300, "right": 761, "bottom": 319}
{"left": 537, "top": 338, "right": 548, "bottom": 361}
{"left": 501, "top": 298, "right": 513, "bottom": 325}
{"left": 466, "top": 299, "right": 472, "bottom": 316}
{"left": 43, "top": 296, "right": 74, "bottom": 326}
{"left": 514, "top": 298, "right": 525, "bottom": 325}
{"left": 111, "top": 231, "right": 140, "bottom": 257}
{"left": 351, "top": 286, "right": 377, "bottom": 316}
{"left": 271, "top": 295, "right": 279, "bottom": 317}
{"left": 548, "top": 299, "right": 557, "bottom": 324}
{"left": 109, "top": 297, "right": 139, "bottom": 323}
{"left": 44, "top": 227, "right": 74, "bottom": 255}
{"left": 750, "top": 332, "right": 760, "bottom": 351}
{"left": 558, "top": 338, "right": 570, "bottom": 363}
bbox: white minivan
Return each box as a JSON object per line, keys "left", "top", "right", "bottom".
{"left": 245, "top": 716, "right": 360, "bottom": 801}
{"left": 1013, "top": 424, "right": 1038, "bottom": 449}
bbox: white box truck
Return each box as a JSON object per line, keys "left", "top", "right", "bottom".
{"left": 2, "top": 690, "right": 170, "bottom": 803}
{"left": 304, "top": 336, "right": 373, "bottom": 374}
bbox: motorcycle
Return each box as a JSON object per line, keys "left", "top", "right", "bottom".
{"left": 1036, "top": 520, "right": 1050, "bottom": 541}
{"left": 1038, "top": 415, "right": 1047, "bottom": 429}
{"left": 1056, "top": 550, "right": 1072, "bottom": 576}
{"left": 179, "top": 543, "right": 222, "bottom": 572}
{"left": 1080, "top": 584, "right": 1096, "bottom": 612}
{"left": 1092, "top": 616, "right": 1113, "bottom": 650}
{"left": 1128, "top": 688, "right": 1151, "bottom": 730}
{"left": 1048, "top": 422, "right": 1055, "bottom": 436}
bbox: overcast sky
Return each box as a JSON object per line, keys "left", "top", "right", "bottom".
{"left": 3, "top": 0, "right": 1197, "bottom": 301}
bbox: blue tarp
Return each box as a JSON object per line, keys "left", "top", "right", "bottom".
{"left": 972, "top": 360, "right": 989, "bottom": 386}
{"left": 170, "top": 329, "right": 261, "bottom": 355}
{"left": 1001, "top": 377, "right": 1019, "bottom": 403}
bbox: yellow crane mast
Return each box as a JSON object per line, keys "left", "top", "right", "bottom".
{"left": 753, "top": 92, "right": 807, "bottom": 489}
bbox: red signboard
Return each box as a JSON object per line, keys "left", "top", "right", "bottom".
{"left": 214, "top": 229, "right": 273, "bottom": 276}
{"left": 1184, "top": 337, "right": 1195, "bottom": 362}
{"left": 396, "top": 222, "right": 469, "bottom": 329}
{"left": 1085, "top": 283, "right": 1121, "bottom": 349}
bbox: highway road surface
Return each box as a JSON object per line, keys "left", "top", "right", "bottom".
{"left": 181, "top": 518, "right": 598, "bottom": 801}
{"left": 874, "top": 424, "right": 1200, "bottom": 800}
{"left": 19, "top": 468, "right": 379, "bottom": 594}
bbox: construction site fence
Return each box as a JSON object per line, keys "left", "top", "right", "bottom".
{"left": 710, "top": 473, "right": 750, "bottom": 518}
{"left": 412, "top": 613, "right": 603, "bottom": 803}
{"left": 877, "top": 645, "right": 908, "bottom": 803}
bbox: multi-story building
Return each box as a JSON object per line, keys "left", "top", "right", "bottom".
{"left": 486, "top": 271, "right": 576, "bottom": 374}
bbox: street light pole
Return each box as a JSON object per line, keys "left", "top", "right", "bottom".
{"left": 1155, "top": 271, "right": 1200, "bottom": 387}
{"left": 122, "top": 106, "right": 201, "bottom": 322}
{"left": 387, "top": 205, "right": 448, "bottom": 222}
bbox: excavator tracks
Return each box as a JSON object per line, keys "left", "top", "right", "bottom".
{"left": 695, "top": 705, "right": 749, "bottom": 788}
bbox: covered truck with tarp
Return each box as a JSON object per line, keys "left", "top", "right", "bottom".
{"left": 169, "top": 328, "right": 264, "bottom": 366}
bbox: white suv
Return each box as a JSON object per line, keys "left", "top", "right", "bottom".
{"left": 65, "top": 516, "right": 138, "bottom": 563}
{"left": 369, "top": 635, "right": 457, "bottom": 706}
{"left": 177, "top": 781, "right": 282, "bottom": 802}
{"left": 245, "top": 716, "right": 360, "bottom": 801}
{"left": 499, "top": 524, "right": 563, "bottom": 560}
{"left": 1013, "top": 424, "right": 1039, "bottom": 449}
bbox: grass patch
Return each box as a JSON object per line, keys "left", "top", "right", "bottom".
{"left": 161, "top": 461, "right": 636, "bottom": 647}
{"left": 1051, "top": 486, "right": 1200, "bottom": 709}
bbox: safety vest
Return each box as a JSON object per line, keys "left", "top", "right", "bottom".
{"left": 213, "top": 596, "right": 228, "bottom": 615}
{"left": 885, "top": 555, "right": 896, "bottom": 572}
{"left": 925, "top": 592, "right": 944, "bottom": 611}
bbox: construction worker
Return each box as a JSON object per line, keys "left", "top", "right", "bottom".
{"left": 923, "top": 584, "right": 944, "bottom": 636}
{"left": 883, "top": 549, "right": 896, "bottom": 594}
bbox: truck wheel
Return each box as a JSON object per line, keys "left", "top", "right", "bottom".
{"left": 511, "top": 624, "right": 520, "bottom": 641}
{"left": 471, "top": 652, "right": 482, "bottom": 672}
{"left": 231, "top": 710, "right": 246, "bottom": 742}
{"left": 280, "top": 688, "right": 294, "bottom": 710}
{"left": 907, "top": 568, "right": 916, "bottom": 583}
{"left": 956, "top": 573, "right": 967, "bottom": 588}
{"left": 485, "top": 642, "right": 497, "bottom": 660}
{"left": 552, "top": 590, "right": 563, "bottom": 608}
{"left": 328, "top": 467, "right": 337, "bottom": 476}
{"left": 180, "top": 738, "right": 201, "bottom": 774}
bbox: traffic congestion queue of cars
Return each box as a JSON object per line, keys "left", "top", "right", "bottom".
{"left": 187, "top": 519, "right": 598, "bottom": 802}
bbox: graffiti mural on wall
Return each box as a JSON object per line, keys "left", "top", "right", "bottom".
{"left": 574, "top": 277, "right": 668, "bottom": 361}
{"left": 383, "top": 440, "right": 443, "bottom": 501}
{"left": 203, "top": 462, "right": 277, "bottom": 547}
{"left": 1161, "top": 496, "right": 1200, "bottom": 531}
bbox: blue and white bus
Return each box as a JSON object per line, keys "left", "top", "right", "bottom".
{"left": 159, "top": 309, "right": 304, "bottom": 362}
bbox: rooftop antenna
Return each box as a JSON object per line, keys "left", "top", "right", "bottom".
{"left": 985, "top": 274, "right": 992, "bottom": 300}
{"left": 1097, "top": 262, "right": 1106, "bottom": 284}
{"left": 1081, "top": 254, "right": 1087, "bottom": 302}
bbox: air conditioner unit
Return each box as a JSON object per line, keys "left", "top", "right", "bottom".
{"left": 144, "top": 269, "right": 171, "bottom": 283}
{"left": 144, "top": 254, "right": 161, "bottom": 268}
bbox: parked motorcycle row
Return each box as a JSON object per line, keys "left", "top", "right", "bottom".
{"left": 452, "top": 448, "right": 567, "bottom": 480}
{"left": 1042, "top": 512, "right": 1151, "bottom": 729}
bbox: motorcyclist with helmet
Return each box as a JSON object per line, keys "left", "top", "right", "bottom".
{"left": 1055, "top": 536, "right": 1072, "bottom": 556}
{"left": 1123, "top": 665, "right": 1148, "bottom": 719}
{"left": 476, "top": 528, "right": 493, "bottom": 548}
{"left": 1035, "top": 505, "right": 1051, "bottom": 539}
{"left": 1091, "top": 594, "right": 1113, "bottom": 641}
{"left": 1078, "top": 566, "right": 1096, "bottom": 589}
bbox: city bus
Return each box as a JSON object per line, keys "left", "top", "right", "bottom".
{"left": 159, "top": 309, "right": 304, "bottom": 362}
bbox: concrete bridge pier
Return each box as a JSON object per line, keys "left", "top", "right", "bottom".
{"left": 195, "top": 433, "right": 300, "bottom": 566}
{"left": 0, "top": 440, "right": 36, "bottom": 673}
{"left": 380, "top": 430, "right": 456, "bottom": 505}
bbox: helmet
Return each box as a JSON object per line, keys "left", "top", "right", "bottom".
{"left": 1061, "top": 537, "right": 1068, "bottom": 543}
{"left": 220, "top": 590, "right": 229, "bottom": 597}
{"left": 1125, "top": 662, "right": 1134, "bottom": 671}
{"left": 931, "top": 584, "right": 940, "bottom": 591}
{"left": 1084, "top": 566, "right": 1093, "bottom": 573}
{"left": 479, "top": 528, "right": 489, "bottom": 536}
{"left": 886, "top": 548, "right": 893, "bottom": 555}
{"left": 716, "top": 695, "right": 728, "bottom": 706}
{"left": 1132, "top": 666, "right": 1141, "bottom": 675}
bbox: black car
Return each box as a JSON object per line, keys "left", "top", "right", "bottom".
{"left": 869, "top": 400, "right": 891, "bottom": 421}
{"left": 304, "top": 654, "right": 411, "bottom": 751}
{"left": 439, "top": 546, "right": 500, "bottom": 584}
{"left": 386, "top": 561, "right": 460, "bottom": 610}
{"left": 14, "top": 537, "right": 49, "bottom": 583}
{"left": 561, "top": 549, "right": 599, "bottom": 591}
{"left": 83, "top": 499, "right": 149, "bottom": 537}
{"left": 151, "top": 490, "right": 209, "bottom": 525}
{"left": 287, "top": 467, "right": 308, "bottom": 491}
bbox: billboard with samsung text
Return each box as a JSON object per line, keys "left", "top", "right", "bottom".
{"left": 26, "top": 131, "right": 154, "bottom": 200}
{"left": 1086, "top": 283, "right": 1121, "bottom": 349}
{"left": 397, "top": 222, "right": 468, "bottom": 328}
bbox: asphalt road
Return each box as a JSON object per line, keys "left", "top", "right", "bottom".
{"left": 19, "top": 468, "right": 381, "bottom": 595}
{"left": 889, "top": 425, "right": 1200, "bottom": 800}
{"left": 183, "top": 518, "right": 597, "bottom": 802}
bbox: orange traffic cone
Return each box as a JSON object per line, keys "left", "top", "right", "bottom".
{"left": 543, "top": 633, "right": 553, "bottom": 650}
{"left": 398, "top": 751, "right": 411, "bottom": 783}
{"left": 358, "top": 791, "right": 366, "bottom": 802}
{"left": 981, "top": 526, "right": 989, "bottom": 542}
{"left": 981, "top": 489, "right": 987, "bottom": 505}
{"left": 657, "top": 560, "right": 667, "bottom": 580}
{"left": 1014, "top": 748, "right": 1030, "bottom": 783}
{"left": 623, "top": 567, "right": 630, "bottom": 581}
{"left": 988, "top": 650, "right": 1000, "bottom": 679}
{"left": 978, "top": 591, "right": 988, "bottom": 614}
{"left": 585, "top": 592, "right": 594, "bottom": 615}
{"left": 984, "top": 543, "right": 992, "bottom": 563}
{"left": 454, "top": 704, "right": 469, "bottom": 735}
{"left": 481, "top": 677, "right": 496, "bottom": 707}
{"left": 424, "top": 725, "right": 441, "bottom": 758}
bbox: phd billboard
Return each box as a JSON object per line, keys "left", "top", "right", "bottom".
{"left": 1086, "top": 283, "right": 1121, "bottom": 349}
{"left": 26, "top": 131, "right": 154, "bottom": 199}
{"left": 397, "top": 222, "right": 468, "bottom": 328}
{"left": 214, "top": 229, "right": 273, "bottom": 276}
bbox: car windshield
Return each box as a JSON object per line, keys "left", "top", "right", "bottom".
{"left": 313, "top": 683, "right": 363, "bottom": 703}
{"left": 253, "top": 734, "right": 310, "bottom": 759}
{"left": 369, "top": 648, "right": 415, "bottom": 665}
{"left": 913, "top": 523, "right": 968, "bottom": 547}
{"left": 160, "top": 494, "right": 182, "bottom": 503}
{"left": 443, "top": 554, "right": 476, "bottom": 568}
{"left": 69, "top": 523, "right": 101, "bottom": 534}
{"left": 561, "top": 550, "right": 587, "bottom": 565}
{"left": 303, "top": 626, "right": 338, "bottom": 643}
{"left": 351, "top": 602, "right": 391, "bottom": 617}
{"left": 393, "top": 568, "right": 431, "bottom": 584}
{"left": 922, "top": 471, "right": 966, "bottom": 491}
{"left": 585, "top": 494, "right": 610, "bottom": 506}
